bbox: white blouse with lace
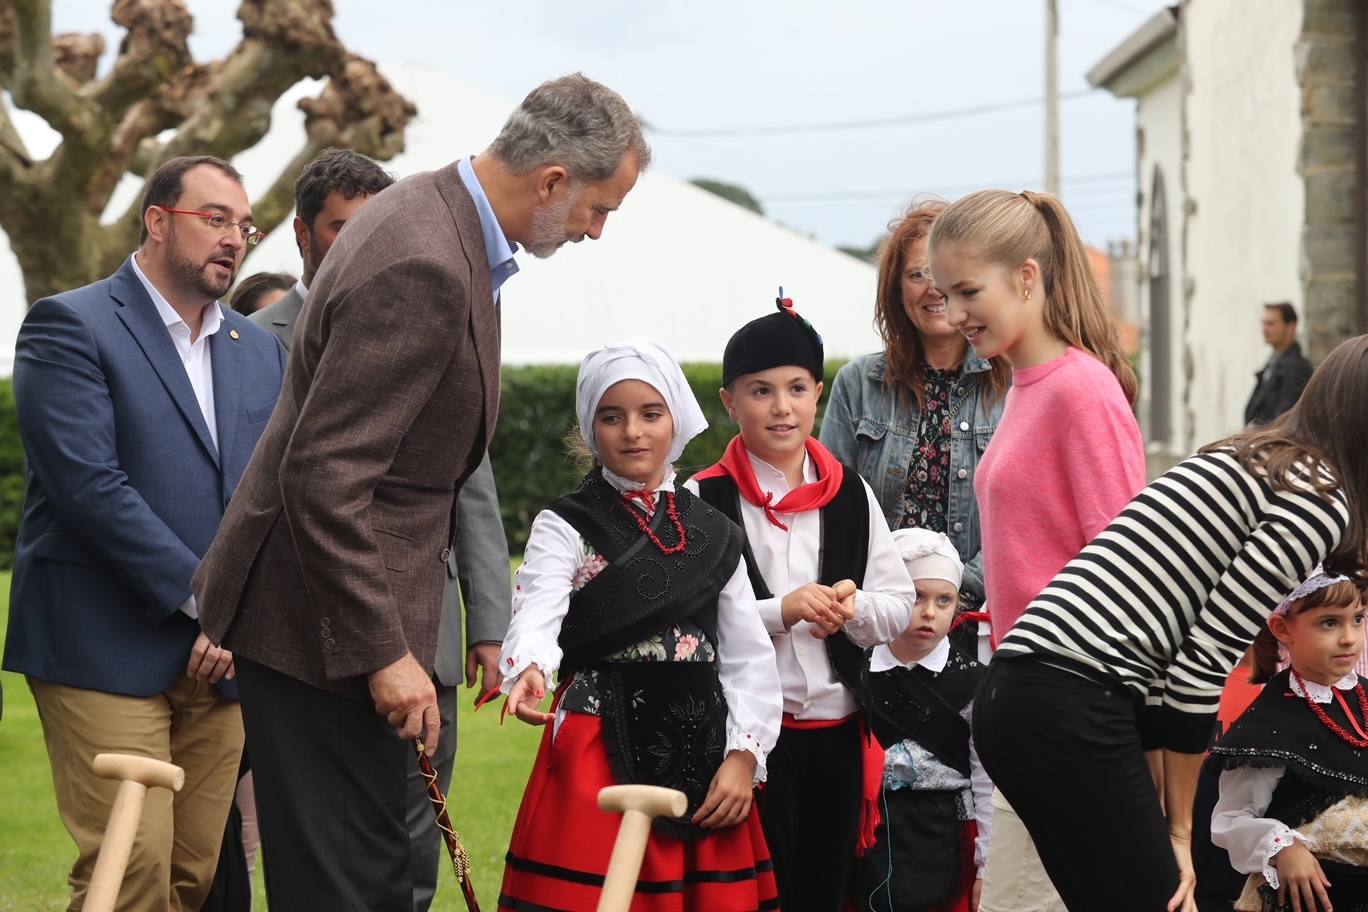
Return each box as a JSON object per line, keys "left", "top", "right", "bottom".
{"left": 1210, "top": 671, "right": 1360, "bottom": 890}
{"left": 498, "top": 466, "right": 783, "bottom": 781}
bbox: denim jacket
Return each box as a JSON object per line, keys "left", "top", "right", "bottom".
{"left": 819, "top": 350, "right": 1006, "bottom": 604}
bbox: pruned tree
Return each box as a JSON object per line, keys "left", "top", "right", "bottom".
{"left": 0, "top": 0, "right": 416, "bottom": 303}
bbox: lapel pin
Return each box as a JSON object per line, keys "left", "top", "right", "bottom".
{"left": 229, "top": 329, "right": 240, "bottom": 340}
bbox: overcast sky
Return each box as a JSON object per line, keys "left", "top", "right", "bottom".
{"left": 46, "top": 0, "right": 1173, "bottom": 250}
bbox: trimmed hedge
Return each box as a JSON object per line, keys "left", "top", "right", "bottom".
{"left": 489, "top": 361, "right": 845, "bottom": 553}
{"left": 0, "top": 362, "right": 849, "bottom": 568}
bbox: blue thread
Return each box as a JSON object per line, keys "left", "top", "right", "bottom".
{"left": 866, "top": 786, "right": 894, "bottom": 912}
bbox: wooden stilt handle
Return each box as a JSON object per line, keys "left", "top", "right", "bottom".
{"left": 81, "top": 754, "right": 184, "bottom": 912}
{"left": 595, "top": 785, "right": 688, "bottom": 912}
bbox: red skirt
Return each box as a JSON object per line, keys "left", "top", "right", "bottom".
{"left": 499, "top": 711, "right": 780, "bottom": 912}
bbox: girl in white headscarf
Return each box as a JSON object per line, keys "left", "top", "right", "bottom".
{"left": 497, "top": 339, "right": 784, "bottom": 910}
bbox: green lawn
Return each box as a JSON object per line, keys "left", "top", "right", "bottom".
{"left": 0, "top": 568, "right": 543, "bottom": 910}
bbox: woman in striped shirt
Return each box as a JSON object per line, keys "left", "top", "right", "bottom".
{"left": 974, "top": 335, "right": 1368, "bottom": 912}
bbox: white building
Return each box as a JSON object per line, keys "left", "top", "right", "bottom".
{"left": 1089, "top": 1, "right": 1364, "bottom": 468}
{"left": 0, "top": 65, "right": 880, "bottom": 374}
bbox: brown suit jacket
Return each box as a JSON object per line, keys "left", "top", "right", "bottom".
{"left": 194, "top": 164, "right": 499, "bottom": 696}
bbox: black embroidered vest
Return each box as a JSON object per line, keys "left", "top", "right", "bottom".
{"left": 550, "top": 470, "right": 746, "bottom": 840}
{"left": 867, "top": 645, "right": 983, "bottom": 777}
{"left": 694, "top": 464, "right": 871, "bottom": 708}
{"left": 1207, "top": 669, "right": 1368, "bottom": 829}
{"left": 551, "top": 470, "right": 742, "bottom": 680}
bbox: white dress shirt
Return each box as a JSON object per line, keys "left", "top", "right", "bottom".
{"left": 129, "top": 253, "right": 223, "bottom": 620}
{"left": 499, "top": 467, "right": 783, "bottom": 779}
{"left": 129, "top": 253, "right": 223, "bottom": 449}
{"left": 684, "top": 451, "right": 915, "bottom": 720}
{"left": 1211, "top": 671, "right": 1359, "bottom": 890}
{"left": 870, "top": 638, "right": 995, "bottom": 877}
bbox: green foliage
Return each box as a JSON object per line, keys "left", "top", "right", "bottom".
{"left": 0, "top": 379, "right": 22, "bottom": 571}
{"left": 0, "top": 363, "right": 848, "bottom": 568}
{"left": 688, "top": 178, "right": 765, "bottom": 216}
{"left": 489, "top": 360, "right": 845, "bottom": 553}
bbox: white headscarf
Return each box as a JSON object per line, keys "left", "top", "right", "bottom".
{"left": 890, "top": 528, "right": 964, "bottom": 589}
{"left": 575, "top": 338, "right": 709, "bottom": 465}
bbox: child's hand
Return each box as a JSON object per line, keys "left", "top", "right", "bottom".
{"left": 971, "top": 878, "right": 982, "bottom": 912}
{"left": 1273, "top": 840, "right": 1332, "bottom": 912}
{"left": 691, "top": 750, "right": 757, "bottom": 830}
{"left": 781, "top": 583, "right": 844, "bottom": 636}
{"left": 506, "top": 666, "right": 553, "bottom": 726}
{"left": 832, "top": 579, "right": 857, "bottom": 621}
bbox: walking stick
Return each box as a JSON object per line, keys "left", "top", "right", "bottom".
{"left": 82, "top": 754, "right": 185, "bottom": 912}
{"left": 414, "top": 739, "right": 481, "bottom": 912}
{"left": 595, "top": 785, "right": 688, "bottom": 912}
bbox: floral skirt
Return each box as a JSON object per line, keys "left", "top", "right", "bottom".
{"left": 499, "top": 711, "right": 780, "bottom": 912}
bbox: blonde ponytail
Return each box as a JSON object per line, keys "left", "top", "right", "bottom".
{"left": 929, "top": 189, "right": 1138, "bottom": 405}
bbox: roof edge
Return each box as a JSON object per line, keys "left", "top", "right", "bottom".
{"left": 1087, "top": 6, "right": 1181, "bottom": 94}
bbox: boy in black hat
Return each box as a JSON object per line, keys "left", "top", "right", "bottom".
{"left": 687, "top": 292, "right": 915, "bottom": 911}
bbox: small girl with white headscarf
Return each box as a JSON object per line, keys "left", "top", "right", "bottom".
{"left": 854, "top": 529, "right": 994, "bottom": 912}
{"left": 497, "top": 339, "right": 783, "bottom": 910}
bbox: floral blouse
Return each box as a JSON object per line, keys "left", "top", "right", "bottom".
{"left": 896, "top": 365, "right": 963, "bottom": 532}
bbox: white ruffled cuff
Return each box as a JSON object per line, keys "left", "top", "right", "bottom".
{"left": 498, "top": 652, "right": 560, "bottom": 694}
{"left": 727, "top": 726, "right": 768, "bottom": 784}
{"left": 1261, "top": 824, "right": 1310, "bottom": 890}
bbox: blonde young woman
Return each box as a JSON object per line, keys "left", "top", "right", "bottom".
{"left": 928, "top": 189, "right": 1147, "bottom": 911}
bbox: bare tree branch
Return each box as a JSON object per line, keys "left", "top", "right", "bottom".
{"left": 2, "top": 0, "right": 414, "bottom": 302}
{"left": 53, "top": 32, "right": 105, "bottom": 85}
{"left": 88, "top": 0, "right": 193, "bottom": 119}
{"left": 10, "top": 0, "right": 99, "bottom": 139}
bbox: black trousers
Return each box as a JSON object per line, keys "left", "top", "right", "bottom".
{"left": 973, "top": 657, "right": 1179, "bottom": 912}
{"left": 237, "top": 657, "right": 414, "bottom": 911}
{"left": 758, "top": 717, "right": 863, "bottom": 912}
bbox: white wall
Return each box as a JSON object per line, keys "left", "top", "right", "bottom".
{"left": 1180, "top": 0, "right": 1305, "bottom": 448}
{"left": 1135, "top": 68, "right": 1184, "bottom": 452}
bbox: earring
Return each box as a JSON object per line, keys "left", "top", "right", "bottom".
{"left": 1025, "top": 288, "right": 1032, "bottom": 302}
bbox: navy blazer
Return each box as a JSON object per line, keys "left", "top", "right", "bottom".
{"left": 3, "top": 257, "right": 286, "bottom": 698}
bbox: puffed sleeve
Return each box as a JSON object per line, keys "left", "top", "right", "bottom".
{"left": 843, "top": 478, "right": 915, "bottom": 648}
{"left": 498, "top": 509, "right": 584, "bottom": 691}
{"left": 715, "top": 557, "right": 783, "bottom": 783}
{"left": 1211, "top": 766, "right": 1307, "bottom": 891}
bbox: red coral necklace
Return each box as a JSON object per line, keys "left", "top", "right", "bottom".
{"left": 620, "top": 491, "right": 688, "bottom": 555}
{"left": 1291, "top": 668, "right": 1368, "bottom": 748}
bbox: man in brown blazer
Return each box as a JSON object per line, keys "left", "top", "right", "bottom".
{"left": 193, "top": 73, "right": 649, "bottom": 909}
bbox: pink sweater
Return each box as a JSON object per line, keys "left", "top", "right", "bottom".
{"left": 977, "top": 347, "right": 1146, "bottom": 646}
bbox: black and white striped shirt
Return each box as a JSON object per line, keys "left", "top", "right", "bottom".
{"left": 996, "top": 450, "right": 1350, "bottom": 752}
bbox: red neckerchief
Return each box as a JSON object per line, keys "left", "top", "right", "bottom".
{"left": 693, "top": 436, "right": 845, "bottom": 530}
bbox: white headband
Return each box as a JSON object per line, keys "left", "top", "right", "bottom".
{"left": 1273, "top": 565, "right": 1352, "bottom": 617}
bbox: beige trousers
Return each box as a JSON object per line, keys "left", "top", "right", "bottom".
{"left": 30, "top": 674, "right": 244, "bottom": 912}
{"left": 979, "top": 787, "right": 1068, "bottom": 912}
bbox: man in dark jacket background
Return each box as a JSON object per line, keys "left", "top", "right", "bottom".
{"left": 1244, "top": 301, "right": 1313, "bottom": 426}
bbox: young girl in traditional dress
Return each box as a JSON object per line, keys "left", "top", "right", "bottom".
{"left": 928, "top": 189, "right": 1145, "bottom": 912}
{"left": 1209, "top": 569, "right": 1368, "bottom": 912}
{"left": 854, "top": 529, "right": 992, "bottom": 912}
{"left": 497, "top": 339, "right": 783, "bottom": 912}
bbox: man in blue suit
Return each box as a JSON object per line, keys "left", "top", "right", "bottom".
{"left": 4, "top": 155, "right": 286, "bottom": 912}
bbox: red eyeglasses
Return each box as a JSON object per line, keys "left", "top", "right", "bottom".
{"left": 157, "top": 207, "right": 264, "bottom": 246}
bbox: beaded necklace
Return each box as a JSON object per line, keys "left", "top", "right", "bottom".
{"left": 1290, "top": 668, "right": 1368, "bottom": 748}
{"left": 619, "top": 491, "right": 688, "bottom": 555}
